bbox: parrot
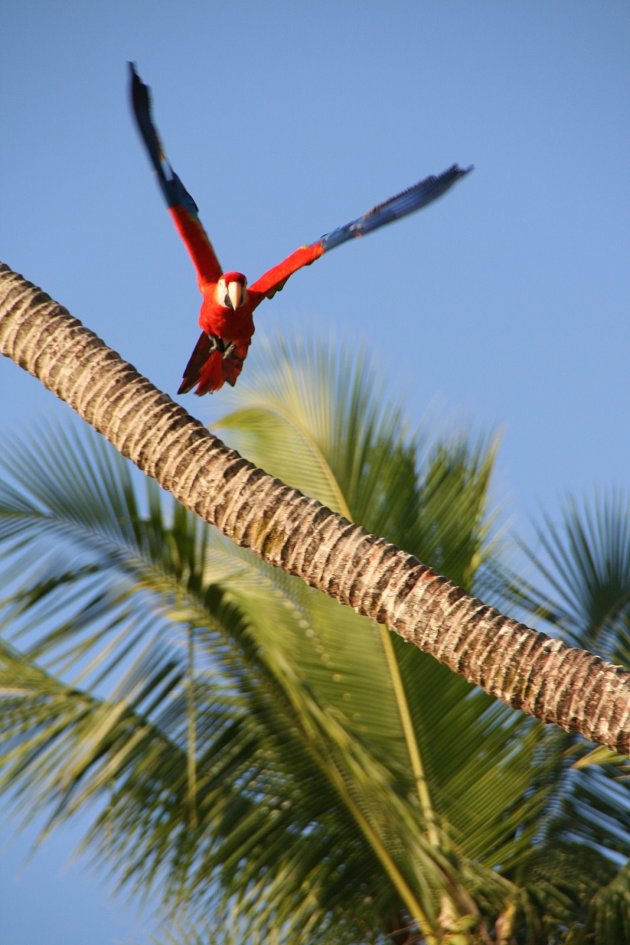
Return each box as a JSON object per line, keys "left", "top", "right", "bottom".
{"left": 129, "top": 63, "right": 472, "bottom": 395}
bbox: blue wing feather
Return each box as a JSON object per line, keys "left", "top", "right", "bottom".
{"left": 129, "top": 62, "right": 199, "bottom": 218}
{"left": 320, "top": 164, "right": 473, "bottom": 252}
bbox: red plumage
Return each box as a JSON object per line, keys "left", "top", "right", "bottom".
{"left": 130, "top": 64, "right": 471, "bottom": 395}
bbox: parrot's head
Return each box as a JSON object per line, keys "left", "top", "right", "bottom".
{"left": 217, "top": 272, "right": 248, "bottom": 311}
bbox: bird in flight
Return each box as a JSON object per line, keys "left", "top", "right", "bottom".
{"left": 129, "top": 63, "right": 472, "bottom": 395}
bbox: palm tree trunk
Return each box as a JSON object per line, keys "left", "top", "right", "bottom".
{"left": 1, "top": 262, "right": 628, "bottom": 753}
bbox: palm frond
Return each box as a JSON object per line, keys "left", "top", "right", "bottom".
{"left": 0, "top": 424, "right": 450, "bottom": 938}
{"left": 1, "top": 338, "right": 626, "bottom": 944}
{"left": 218, "top": 336, "right": 549, "bottom": 857}
{"left": 520, "top": 490, "right": 630, "bottom": 664}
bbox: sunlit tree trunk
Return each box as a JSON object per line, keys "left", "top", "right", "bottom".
{"left": 1, "top": 262, "right": 628, "bottom": 753}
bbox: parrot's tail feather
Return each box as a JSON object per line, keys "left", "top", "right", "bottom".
{"left": 178, "top": 331, "right": 220, "bottom": 395}
{"left": 178, "top": 332, "right": 247, "bottom": 395}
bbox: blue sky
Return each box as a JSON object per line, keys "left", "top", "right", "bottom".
{"left": 1, "top": 2, "right": 629, "bottom": 943}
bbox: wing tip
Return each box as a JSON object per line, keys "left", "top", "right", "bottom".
{"left": 450, "top": 162, "right": 474, "bottom": 180}
{"left": 319, "top": 161, "right": 473, "bottom": 252}
{"left": 128, "top": 61, "right": 145, "bottom": 106}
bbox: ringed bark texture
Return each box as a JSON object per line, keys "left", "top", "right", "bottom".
{"left": 1, "top": 262, "right": 628, "bottom": 753}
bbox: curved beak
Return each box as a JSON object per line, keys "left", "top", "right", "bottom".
{"left": 225, "top": 281, "right": 245, "bottom": 311}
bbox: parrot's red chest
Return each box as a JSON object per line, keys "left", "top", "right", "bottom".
{"left": 199, "top": 295, "right": 256, "bottom": 347}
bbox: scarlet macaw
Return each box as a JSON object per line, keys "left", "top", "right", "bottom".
{"left": 130, "top": 64, "right": 472, "bottom": 395}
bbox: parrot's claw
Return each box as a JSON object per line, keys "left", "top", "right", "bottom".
{"left": 206, "top": 334, "right": 235, "bottom": 360}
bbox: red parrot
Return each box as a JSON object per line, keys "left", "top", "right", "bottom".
{"left": 130, "top": 64, "right": 472, "bottom": 395}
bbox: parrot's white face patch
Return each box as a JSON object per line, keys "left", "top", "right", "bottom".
{"left": 216, "top": 277, "right": 247, "bottom": 310}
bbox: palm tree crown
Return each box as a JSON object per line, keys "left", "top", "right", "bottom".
{"left": 0, "top": 336, "right": 627, "bottom": 944}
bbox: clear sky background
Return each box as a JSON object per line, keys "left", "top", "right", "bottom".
{"left": 1, "top": 2, "right": 629, "bottom": 943}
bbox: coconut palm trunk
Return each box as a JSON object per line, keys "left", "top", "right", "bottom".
{"left": 1, "top": 261, "right": 628, "bottom": 753}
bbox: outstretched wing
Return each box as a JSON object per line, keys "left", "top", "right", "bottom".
{"left": 320, "top": 164, "right": 473, "bottom": 251}
{"left": 248, "top": 243, "right": 325, "bottom": 299}
{"left": 249, "top": 164, "right": 472, "bottom": 300}
{"left": 129, "top": 63, "right": 222, "bottom": 287}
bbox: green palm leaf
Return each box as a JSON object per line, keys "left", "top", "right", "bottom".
{"left": 0, "top": 338, "right": 627, "bottom": 943}
{"left": 520, "top": 491, "right": 630, "bottom": 664}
